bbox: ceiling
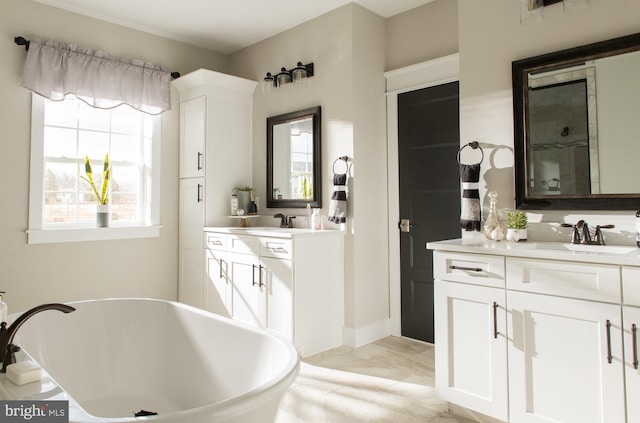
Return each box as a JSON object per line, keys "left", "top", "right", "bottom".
{"left": 33, "top": 0, "right": 434, "bottom": 54}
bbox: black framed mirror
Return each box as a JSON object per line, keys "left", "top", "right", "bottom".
{"left": 267, "top": 106, "right": 321, "bottom": 208}
{"left": 513, "top": 32, "right": 640, "bottom": 210}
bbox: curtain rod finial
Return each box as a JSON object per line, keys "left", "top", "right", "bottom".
{"left": 14, "top": 36, "right": 30, "bottom": 51}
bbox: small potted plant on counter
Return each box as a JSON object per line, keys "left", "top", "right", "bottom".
{"left": 506, "top": 211, "right": 528, "bottom": 242}
{"left": 80, "top": 153, "right": 111, "bottom": 227}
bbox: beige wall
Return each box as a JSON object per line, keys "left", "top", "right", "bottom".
{"left": 458, "top": 0, "right": 640, "bottom": 244}
{"left": 0, "top": 0, "right": 227, "bottom": 312}
{"left": 386, "top": 0, "right": 458, "bottom": 71}
{"left": 229, "top": 4, "right": 389, "bottom": 344}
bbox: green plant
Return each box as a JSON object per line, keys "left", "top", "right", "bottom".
{"left": 302, "top": 177, "right": 312, "bottom": 199}
{"left": 507, "top": 211, "right": 528, "bottom": 229}
{"left": 80, "top": 154, "right": 110, "bottom": 205}
{"left": 233, "top": 186, "right": 253, "bottom": 193}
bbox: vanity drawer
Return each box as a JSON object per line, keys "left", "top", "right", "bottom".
{"left": 227, "top": 235, "right": 260, "bottom": 255}
{"left": 204, "top": 232, "right": 226, "bottom": 250}
{"left": 506, "top": 257, "right": 620, "bottom": 303}
{"left": 622, "top": 266, "right": 640, "bottom": 306}
{"left": 433, "top": 251, "right": 505, "bottom": 288}
{"left": 260, "top": 238, "right": 293, "bottom": 260}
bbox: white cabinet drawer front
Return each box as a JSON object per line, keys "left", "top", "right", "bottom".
{"left": 260, "top": 238, "right": 293, "bottom": 260}
{"left": 434, "top": 251, "right": 505, "bottom": 288}
{"left": 227, "top": 235, "right": 260, "bottom": 255}
{"left": 506, "top": 258, "right": 620, "bottom": 302}
{"left": 623, "top": 267, "right": 640, "bottom": 306}
{"left": 204, "top": 232, "right": 226, "bottom": 250}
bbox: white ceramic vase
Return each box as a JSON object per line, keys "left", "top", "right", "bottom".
{"left": 506, "top": 228, "right": 527, "bottom": 242}
{"left": 97, "top": 204, "right": 111, "bottom": 228}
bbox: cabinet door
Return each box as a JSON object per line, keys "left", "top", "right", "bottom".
{"left": 434, "top": 280, "right": 508, "bottom": 421}
{"left": 508, "top": 291, "right": 624, "bottom": 423}
{"left": 623, "top": 306, "right": 640, "bottom": 423}
{"left": 180, "top": 96, "right": 205, "bottom": 178}
{"left": 262, "top": 256, "right": 293, "bottom": 341}
{"left": 178, "top": 178, "right": 205, "bottom": 309}
{"left": 205, "top": 249, "right": 232, "bottom": 317}
{"left": 227, "top": 252, "right": 265, "bottom": 328}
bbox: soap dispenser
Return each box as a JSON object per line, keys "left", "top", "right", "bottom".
{"left": 0, "top": 291, "right": 7, "bottom": 324}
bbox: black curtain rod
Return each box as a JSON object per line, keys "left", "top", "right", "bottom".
{"left": 14, "top": 36, "right": 180, "bottom": 79}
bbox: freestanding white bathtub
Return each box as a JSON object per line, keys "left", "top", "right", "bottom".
{"left": 0, "top": 298, "right": 300, "bottom": 423}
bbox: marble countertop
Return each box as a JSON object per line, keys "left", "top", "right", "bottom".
{"left": 427, "top": 238, "right": 640, "bottom": 266}
{"left": 204, "top": 226, "right": 343, "bottom": 239}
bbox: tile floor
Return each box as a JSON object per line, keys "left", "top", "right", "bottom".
{"left": 277, "top": 336, "right": 475, "bottom": 423}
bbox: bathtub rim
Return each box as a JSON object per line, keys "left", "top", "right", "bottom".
{"left": 6, "top": 298, "right": 301, "bottom": 423}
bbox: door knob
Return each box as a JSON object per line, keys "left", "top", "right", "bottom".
{"left": 399, "top": 219, "right": 413, "bottom": 233}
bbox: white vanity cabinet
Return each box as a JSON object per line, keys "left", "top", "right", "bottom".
{"left": 622, "top": 267, "right": 640, "bottom": 423}
{"left": 433, "top": 251, "right": 508, "bottom": 422}
{"left": 430, "top": 240, "right": 640, "bottom": 423}
{"left": 173, "top": 70, "right": 257, "bottom": 311}
{"left": 204, "top": 228, "right": 344, "bottom": 357}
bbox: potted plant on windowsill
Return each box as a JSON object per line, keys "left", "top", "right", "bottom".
{"left": 506, "top": 211, "right": 528, "bottom": 242}
{"left": 80, "top": 154, "right": 111, "bottom": 227}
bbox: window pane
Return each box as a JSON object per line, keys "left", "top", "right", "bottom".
{"left": 111, "top": 193, "right": 138, "bottom": 221}
{"left": 43, "top": 128, "right": 77, "bottom": 158}
{"left": 44, "top": 162, "right": 78, "bottom": 192}
{"left": 78, "top": 102, "right": 110, "bottom": 131}
{"left": 111, "top": 134, "right": 140, "bottom": 162}
{"left": 43, "top": 193, "right": 80, "bottom": 224}
{"left": 112, "top": 107, "right": 141, "bottom": 135}
{"left": 79, "top": 130, "right": 109, "bottom": 160}
{"left": 111, "top": 165, "right": 139, "bottom": 194}
{"left": 45, "top": 99, "right": 78, "bottom": 128}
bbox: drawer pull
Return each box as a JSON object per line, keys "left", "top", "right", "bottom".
{"left": 606, "top": 320, "right": 613, "bottom": 364}
{"left": 252, "top": 264, "right": 257, "bottom": 286}
{"left": 259, "top": 265, "right": 264, "bottom": 288}
{"left": 633, "top": 324, "right": 639, "bottom": 369}
{"left": 268, "top": 246, "right": 289, "bottom": 254}
{"left": 449, "top": 265, "right": 483, "bottom": 272}
{"left": 219, "top": 259, "right": 224, "bottom": 279}
{"left": 209, "top": 240, "right": 223, "bottom": 246}
{"left": 493, "top": 302, "right": 499, "bottom": 339}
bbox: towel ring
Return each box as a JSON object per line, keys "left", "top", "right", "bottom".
{"left": 332, "top": 156, "right": 350, "bottom": 174}
{"left": 457, "top": 141, "right": 484, "bottom": 165}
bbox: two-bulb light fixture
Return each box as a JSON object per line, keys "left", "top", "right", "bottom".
{"left": 262, "top": 62, "right": 314, "bottom": 94}
{"left": 521, "top": 0, "right": 590, "bottom": 25}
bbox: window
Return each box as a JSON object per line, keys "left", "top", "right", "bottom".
{"left": 28, "top": 94, "right": 161, "bottom": 244}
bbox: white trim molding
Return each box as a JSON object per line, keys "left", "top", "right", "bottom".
{"left": 343, "top": 319, "right": 391, "bottom": 349}
{"left": 385, "top": 53, "right": 460, "bottom": 337}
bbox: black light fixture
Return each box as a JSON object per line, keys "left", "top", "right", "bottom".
{"left": 263, "top": 62, "right": 314, "bottom": 93}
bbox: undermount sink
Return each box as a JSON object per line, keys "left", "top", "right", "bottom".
{"left": 532, "top": 242, "right": 637, "bottom": 255}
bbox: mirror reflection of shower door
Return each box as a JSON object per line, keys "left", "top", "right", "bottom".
{"left": 527, "top": 74, "right": 598, "bottom": 196}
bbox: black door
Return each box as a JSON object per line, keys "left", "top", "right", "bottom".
{"left": 398, "top": 81, "right": 461, "bottom": 343}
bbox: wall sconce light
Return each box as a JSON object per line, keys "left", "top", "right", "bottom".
{"left": 521, "top": 0, "right": 589, "bottom": 24}
{"left": 263, "top": 62, "right": 314, "bottom": 94}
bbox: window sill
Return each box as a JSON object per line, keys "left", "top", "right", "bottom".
{"left": 27, "top": 225, "right": 162, "bottom": 244}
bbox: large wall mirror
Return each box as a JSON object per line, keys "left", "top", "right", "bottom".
{"left": 267, "top": 106, "right": 321, "bottom": 208}
{"left": 513, "top": 32, "right": 640, "bottom": 210}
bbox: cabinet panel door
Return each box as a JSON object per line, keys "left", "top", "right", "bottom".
{"left": 180, "top": 96, "right": 205, "bottom": 178}
{"left": 262, "top": 257, "right": 293, "bottom": 341}
{"left": 508, "top": 291, "right": 624, "bottom": 423}
{"left": 179, "top": 247, "right": 204, "bottom": 309}
{"left": 179, "top": 178, "right": 205, "bottom": 249}
{"left": 623, "top": 306, "right": 640, "bottom": 423}
{"left": 434, "top": 280, "right": 508, "bottom": 421}
{"left": 205, "top": 249, "right": 231, "bottom": 317}
{"left": 227, "top": 252, "right": 265, "bottom": 328}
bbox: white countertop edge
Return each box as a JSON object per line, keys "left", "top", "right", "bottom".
{"left": 427, "top": 238, "right": 640, "bottom": 266}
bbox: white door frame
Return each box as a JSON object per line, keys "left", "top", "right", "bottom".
{"left": 385, "top": 54, "right": 460, "bottom": 337}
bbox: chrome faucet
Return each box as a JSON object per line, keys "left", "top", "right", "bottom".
{"left": 561, "top": 221, "right": 615, "bottom": 245}
{"left": 0, "top": 303, "right": 75, "bottom": 372}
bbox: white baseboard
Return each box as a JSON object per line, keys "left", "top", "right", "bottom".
{"left": 343, "top": 318, "right": 391, "bottom": 348}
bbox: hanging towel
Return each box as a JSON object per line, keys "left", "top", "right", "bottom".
{"left": 459, "top": 163, "right": 481, "bottom": 231}
{"left": 328, "top": 173, "right": 348, "bottom": 224}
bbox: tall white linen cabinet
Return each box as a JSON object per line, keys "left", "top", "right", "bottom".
{"left": 173, "top": 69, "right": 258, "bottom": 309}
